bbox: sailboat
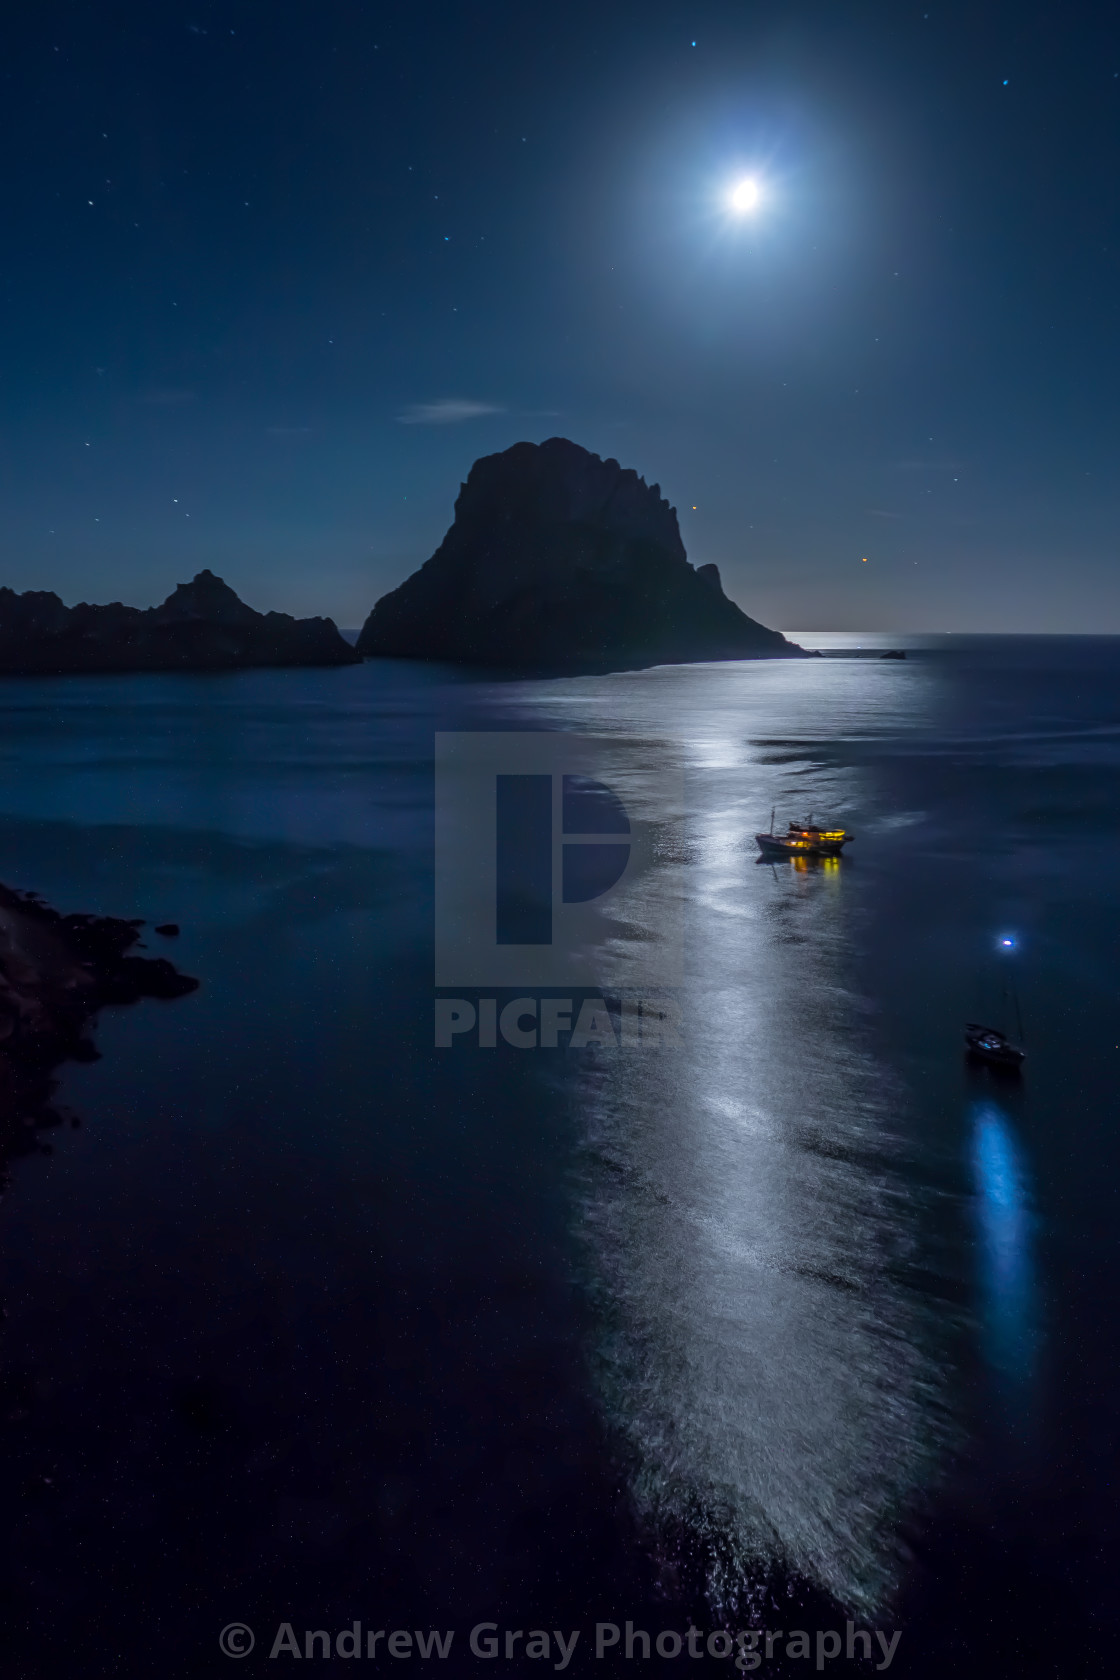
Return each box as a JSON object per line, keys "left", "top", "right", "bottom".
{"left": 965, "top": 968, "right": 1026, "bottom": 1070}
{"left": 964, "top": 1022, "right": 1025, "bottom": 1068}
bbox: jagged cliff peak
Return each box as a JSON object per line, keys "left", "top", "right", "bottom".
{"left": 152, "top": 568, "right": 261, "bottom": 626}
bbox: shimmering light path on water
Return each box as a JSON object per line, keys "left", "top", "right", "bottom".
{"left": 511, "top": 653, "right": 946, "bottom": 1614}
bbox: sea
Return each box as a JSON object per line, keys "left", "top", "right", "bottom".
{"left": 0, "top": 633, "right": 1117, "bottom": 1677}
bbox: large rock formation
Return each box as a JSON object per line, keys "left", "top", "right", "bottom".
{"left": 0, "top": 569, "right": 360, "bottom": 674}
{"left": 357, "top": 438, "right": 801, "bottom": 674}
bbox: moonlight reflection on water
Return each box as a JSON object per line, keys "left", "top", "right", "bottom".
{"left": 515, "top": 657, "right": 949, "bottom": 1612}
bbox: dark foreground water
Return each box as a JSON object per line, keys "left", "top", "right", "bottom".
{"left": 0, "top": 637, "right": 1118, "bottom": 1677}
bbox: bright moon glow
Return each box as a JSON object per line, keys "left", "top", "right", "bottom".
{"left": 728, "top": 177, "right": 761, "bottom": 214}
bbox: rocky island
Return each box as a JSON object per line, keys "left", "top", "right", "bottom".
{"left": 357, "top": 437, "right": 802, "bottom": 674}
{"left": 0, "top": 569, "right": 360, "bottom": 674}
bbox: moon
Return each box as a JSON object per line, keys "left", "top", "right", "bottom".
{"left": 728, "top": 176, "right": 762, "bottom": 214}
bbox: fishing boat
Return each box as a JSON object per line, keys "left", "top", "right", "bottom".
{"left": 964, "top": 1022, "right": 1025, "bottom": 1069}
{"left": 755, "top": 812, "right": 854, "bottom": 859}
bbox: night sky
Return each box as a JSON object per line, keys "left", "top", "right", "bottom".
{"left": 3, "top": 2, "right": 1118, "bottom": 633}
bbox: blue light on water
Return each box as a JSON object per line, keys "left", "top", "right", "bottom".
{"left": 970, "top": 1102, "right": 1038, "bottom": 1393}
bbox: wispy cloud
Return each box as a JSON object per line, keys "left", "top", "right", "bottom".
{"left": 868, "top": 508, "right": 901, "bottom": 519}
{"left": 396, "top": 398, "right": 504, "bottom": 425}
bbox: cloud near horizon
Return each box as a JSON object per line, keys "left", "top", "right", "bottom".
{"left": 396, "top": 398, "right": 504, "bottom": 425}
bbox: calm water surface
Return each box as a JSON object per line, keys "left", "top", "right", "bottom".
{"left": 0, "top": 638, "right": 1117, "bottom": 1676}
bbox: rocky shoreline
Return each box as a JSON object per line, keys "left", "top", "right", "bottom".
{"left": 0, "top": 569, "right": 359, "bottom": 674}
{"left": 0, "top": 883, "right": 199, "bottom": 1181}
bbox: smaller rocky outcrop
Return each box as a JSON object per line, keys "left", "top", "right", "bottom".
{"left": 0, "top": 570, "right": 360, "bottom": 674}
{"left": 0, "top": 884, "right": 199, "bottom": 1181}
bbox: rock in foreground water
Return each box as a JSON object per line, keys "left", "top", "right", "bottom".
{"left": 0, "top": 884, "right": 199, "bottom": 1174}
